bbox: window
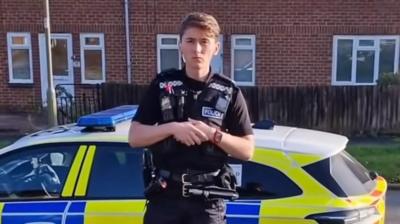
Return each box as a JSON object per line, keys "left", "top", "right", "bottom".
{"left": 80, "top": 33, "right": 106, "bottom": 83}
{"left": 0, "top": 144, "right": 78, "bottom": 200}
{"left": 7, "top": 32, "right": 33, "bottom": 83}
{"left": 51, "top": 38, "right": 69, "bottom": 77}
{"left": 231, "top": 35, "right": 256, "bottom": 86}
{"left": 303, "top": 151, "right": 375, "bottom": 197}
{"left": 228, "top": 158, "right": 302, "bottom": 199}
{"left": 211, "top": 35, "right": 224, "bottom": 74}
{"left": 332, "top": 36, "right": 400, "bottom": 85}
{"left": 157, "top": 34, "right": 181, "bottom": 73}
{"left": 87, "top": 143, "right": 144, "bottom": 198}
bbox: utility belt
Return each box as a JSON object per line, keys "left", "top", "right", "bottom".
{"left": 144, "top": 166, "right": 238, "bottom": 201}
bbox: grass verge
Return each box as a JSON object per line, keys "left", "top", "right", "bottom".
{"left": 347, "top": 144, "right": 400, "bottom": 184}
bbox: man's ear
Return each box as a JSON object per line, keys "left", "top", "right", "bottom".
{"left": 213, "top": 41, "right": 220, "bottom": 56}
{"left": 179, "top": 42, "right": 186, "bottom": 63}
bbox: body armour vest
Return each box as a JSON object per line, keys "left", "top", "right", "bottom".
{"left": 149, "top": 69, "right": 236, "bottom": 172}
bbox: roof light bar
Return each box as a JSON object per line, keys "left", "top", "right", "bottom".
{"left": 77, "top": 105, "right": 138, "bottom": 129}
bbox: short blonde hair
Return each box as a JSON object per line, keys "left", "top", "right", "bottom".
{"left": 179, "top": 12, "right": 220, "bottom": 40}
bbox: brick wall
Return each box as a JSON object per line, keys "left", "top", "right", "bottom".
{"left": 1, "top": 0, "right": 400, "bottom": 111}
{"left": 0, "top": 0, "right": 127, "bottom": 112}
{"left": 131, "top": 0, "right": 400, "bottom": 86}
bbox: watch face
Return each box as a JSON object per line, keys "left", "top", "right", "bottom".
{"left": 214, "top": 130, "right": 223, "bottom": 143}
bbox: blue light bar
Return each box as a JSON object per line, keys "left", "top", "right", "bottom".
{"left": 77, "top": 105, "right": 138, "bottom": 128}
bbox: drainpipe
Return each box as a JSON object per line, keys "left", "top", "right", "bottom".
{"left": 124, "top": 0, "right": 132, "bottom": 84}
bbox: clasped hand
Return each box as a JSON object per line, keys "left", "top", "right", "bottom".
{"left": 172, "top": 118, "right": 215, "bottom": 146}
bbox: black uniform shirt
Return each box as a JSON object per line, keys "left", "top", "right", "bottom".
{"left": 132, "top": 69, "right": 253, "bottom": 172}
{"left": 133, "top": 69, "right": 253, "bottom": 137}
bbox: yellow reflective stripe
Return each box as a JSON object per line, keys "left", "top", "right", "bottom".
{"left": 75, "top": 145, "right": 96, "bottom": 196}
{"left": 85, "top": 200, "right": 145, "bottom": 224}
{"left": 62, "top": 145, "right": 88, "bottom": 197}
{"left": 288, "top": 153, "right": 321, "bottom": 166}
{"left": 0, "top": 203, "right": 4, "bottom": 224}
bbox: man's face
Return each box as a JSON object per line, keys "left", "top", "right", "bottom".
{"left": 180, "top": 27, "right": 220, "bottom": 70}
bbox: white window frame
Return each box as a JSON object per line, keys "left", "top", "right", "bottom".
{"left": 332, "top": 35, "right": 400, "bottom": 86}
{"left": 231, "top": 35, "right": 256, "bottom": 86}
{"left": 80, "top": 33, "right": 106, "bottom": 84}
{"left": 7, "top": 32, "right": 34, "bottom": 84}
{"left": 157, "top": 34, "right": 181, "bottom": 73}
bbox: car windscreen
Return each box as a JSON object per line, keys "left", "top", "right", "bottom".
{"left": 303, "top": 150, "right": 375, "bottom": 197}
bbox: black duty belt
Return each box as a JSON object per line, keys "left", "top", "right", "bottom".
{"left": 159, "top": 169, "right": 220, "bottom": 184}
{"left": 157, "top": 168, "right": 238, "bottom": 200}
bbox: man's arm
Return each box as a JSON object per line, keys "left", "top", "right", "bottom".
{"left": 129, "top": 121, "right": 208, "bottom": 148}
{"left": 189, "top": 119, "right": 254, "bottom": 161}
{"left": 128, "top": 121, "right": 174, "bottom": 148}
{"left": 128, "top": 79, "right": 175, "bottom": 148}
{"left": 190, "top": 88, "right": 255, "bottom": 161}
{"left": 212, "top": 130, "right": 254, "bottom": 161}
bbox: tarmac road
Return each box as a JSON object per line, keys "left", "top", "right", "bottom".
{"left": 386, "top": 189, "right": 400, "bottom": 224}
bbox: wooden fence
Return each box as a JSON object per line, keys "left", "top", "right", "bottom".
{"left": 101, "top": 83, "right": 400, "bottom": 136}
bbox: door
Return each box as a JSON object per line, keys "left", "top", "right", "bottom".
{"left": 39, "top": 33, "right": 74, "bottom": 106}
{"left": 0, "top": 143, "right": 82, "bottom": 224}
{"left": 68, "top": 143, "right": 146, "bottom": 223}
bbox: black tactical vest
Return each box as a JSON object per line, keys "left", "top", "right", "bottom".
{"left": 149, "top": 69, "right": 236, "bottom": 172}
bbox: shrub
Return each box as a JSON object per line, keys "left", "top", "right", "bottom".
{"left": 376, "top": 72, "right": 400, "bottom": 87}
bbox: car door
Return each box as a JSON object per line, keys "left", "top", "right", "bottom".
{"left": 227, "top": 157, "right": 304, "bottom": 224}
{"left": 0, "top": 143, "right": 84, "bottom": 224}
{"left": 66, "top": 143, "right": 146, "bottom": 224}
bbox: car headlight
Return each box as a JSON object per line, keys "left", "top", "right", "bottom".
{"left": 305, "top": 207, "right": 379, "bottom": 224}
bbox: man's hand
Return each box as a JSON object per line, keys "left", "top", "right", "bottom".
{"left": 172, "top": 121, "right": 209, "bottom": 146}
{"left": 188, "top": 118, "right": 214, "bottom": 141}
{"left": 188, "top": 118, "right": 254, "bottom": 161}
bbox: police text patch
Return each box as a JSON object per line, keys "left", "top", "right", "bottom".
{"left": 202, "top": 107, "right": 223, "bottom": 119}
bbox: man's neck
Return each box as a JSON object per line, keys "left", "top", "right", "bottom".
{"left": 185, "top": 66, "right": 210, "bottom": 82}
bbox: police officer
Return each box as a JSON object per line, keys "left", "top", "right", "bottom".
{"left": 129, "top": 12, "right": 254, "bottom": 224}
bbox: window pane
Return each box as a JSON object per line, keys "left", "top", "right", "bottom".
{"left": 235, "top": 38, "right": 252, "bottom": 46}
{"left": 12, "top": 36, "right": 26, "bottom": 45}
{"left": 51, "top": 39, "right": 68, "bottom": 77}
{"left": 336, "top": 39, "right": 353, "bottom": 82}
{"left": 233, "top": 49, "right": 253, "bottom": 82}
{"left": 229, "top": 158, "right": 302, "bottom": 199}
{"left": 87, "top": 144, "right": 144, "bottom": 198}
{"left": 161, "top": 38, "right": 178, "bottom": 45}
{"left": 379, "top": 39, "right": 396, "bottom": 76}
{"left": 160, "top": 49, "right": 179, "bottom": 71}
{"left": 11, "top": 49, "right": 31, "bottom": 80}
{"left": 211, "top": 54, "right": 223, "bottom": 74}
{"left": 331, "top": 152, "right": 373, "bottom": 196}
{"left": 0, "top": 144, "right": 77, "bottom": 199}
{"left": 303, "top": 151, "right": 374, "bottom": 197}
{"left": 356, "top": 50, "right": 375, "bottom": 83}
{"left": 84, "top": 50, "right": 103, "bottom": 80}
{"left": 359, "top": 40, "right": 374, "bottom": 47}
{"left": 85, "top": 37, "right": 100, "bottom": 46}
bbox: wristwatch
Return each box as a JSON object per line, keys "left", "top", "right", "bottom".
{"left": 213, "top": 129, "right": 223, "bottom": 144}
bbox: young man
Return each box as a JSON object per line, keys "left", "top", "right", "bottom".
{"left": 129, "top": 12, "right": 254, "bottom": 224}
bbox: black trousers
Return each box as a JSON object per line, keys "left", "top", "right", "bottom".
{"left": 144, "top": 196, "right": 226, "bottom": 224}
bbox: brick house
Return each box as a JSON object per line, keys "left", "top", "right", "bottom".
{"left": 1, "top": 0, "right": 400, "bottom": 112}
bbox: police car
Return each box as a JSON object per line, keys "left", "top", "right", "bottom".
{"left": 0, "top": 105, "right": 386, "bottom": 224}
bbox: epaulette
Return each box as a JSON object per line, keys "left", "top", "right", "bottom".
{"left": 211, "top": 73, "right": 237, "bottom": 87}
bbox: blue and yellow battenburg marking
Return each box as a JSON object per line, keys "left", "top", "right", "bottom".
{"left": 66, "top": 202, "right": 86, "bottom": 224}
{"left": 1, "top": 201, "right": 86, "bottom": 224}
{"left": 2, "top": 201, "right": 68, "bottom": 224}
{"left": 226, "top": 200, "right": 261, "bottom": 224}
{"left": 1, "top": 200, "right": 260, "bottom": 224}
